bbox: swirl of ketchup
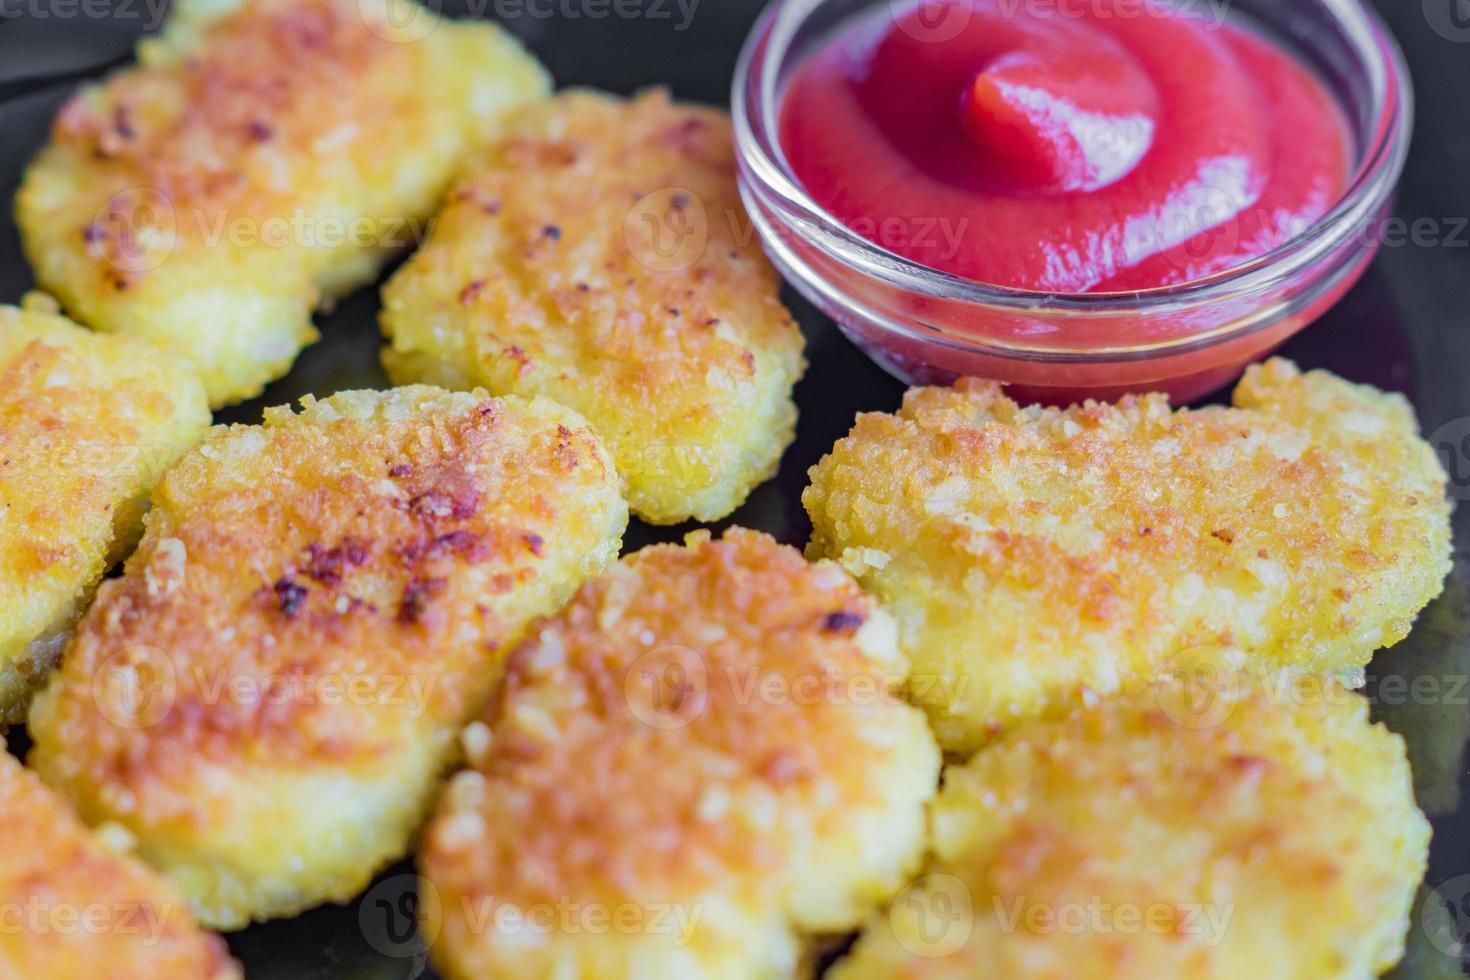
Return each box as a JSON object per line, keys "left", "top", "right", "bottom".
{"left": 780, "top": 0, "right": 1350, "bottom": 292}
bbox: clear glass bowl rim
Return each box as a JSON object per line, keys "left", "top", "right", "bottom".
{"left": 732, "top": 0, "right": 1415, "bottom": 326}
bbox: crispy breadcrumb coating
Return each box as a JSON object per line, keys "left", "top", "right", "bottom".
{"left": 381, "top": 90, "right": 806, "bottom": 524}
{"left": 29, "top": 386, "right": 627, "bottom": 929}
{"left": 0, "top": 751, "right": 239, "bottom": 979}
{"left": 0, "top": 301, "right": 209, "bottom": 724}
{"left": 804, "top": 359, "right": 1454, "bottom": 755}
{"left": 832, "top": 675, "right": 1429, "bottom": 979}
{"left": 419, "top": 528, "right": 939, "bottom": 979}
{"left": 16, "top": 0, "right": 549, "bottom": 407}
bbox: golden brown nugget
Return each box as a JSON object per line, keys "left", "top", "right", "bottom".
{"left": 0, "top": 751, "right": 238, "bottom": 979}
{"left": 29, "top": 386, "right": 627, "bottom": 929}
{"left": 419, "top": 529, "right": 939, "bottom": 979}
{"left": 804, "top": 359, "right": 1454, "bottom": 755}
{"left": 0, "top": 301, "right": 209, "bottom": 724}
{"left": 16, "top": 0, "right": 549, "bottom": 408}
{"left": 381, "top": 90, "right": 806, "bottom": 524}
{"left": 832, "top": 676, "right": 1429, "bottom": 979}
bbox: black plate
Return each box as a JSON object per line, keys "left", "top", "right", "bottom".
{"left": 2, "top": 1, "right": 1468, "bottom": 976}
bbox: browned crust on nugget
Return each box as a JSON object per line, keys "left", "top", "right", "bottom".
{"left": 52, "top": 1, "right": 394, "bottom": 254}
{"left": 381, "top": 89, "right": 805, "bottom": 523}
{"left": 29, "top": 387, "right": 626, "bottom": 927}
{"left": 0, "top": 753, "right": 238, "bottom": 979}
{"left": 833, "top": 677, "right": 1429, "bottom": 978}
{"left": 0, "top": 303, "right": 209, "bottom": 719}
{"left": 804, "top": 359, "right": 1454, "bottom": 754}
{"left": 421, "top": 528, "right": 938, "bottom": 978}
{"left": 17, "top": 0, "right": 548, "bottom": 405}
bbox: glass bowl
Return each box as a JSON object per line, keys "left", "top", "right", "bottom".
{"left": 732, "top": 0, "right": 1413, "bottom": 402}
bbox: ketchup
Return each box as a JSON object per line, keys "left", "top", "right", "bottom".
{"left": 780, "top": 0, "right": 1352, "bottom": 292}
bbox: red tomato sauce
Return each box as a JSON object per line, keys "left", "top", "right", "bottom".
{"left": 779, "top": 0, "right": 1352, "bottom": 293}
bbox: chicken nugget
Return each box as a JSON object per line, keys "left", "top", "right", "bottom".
{"left": 381, "top": 90, "right": 806, "bottom": 524}
{"left": 804, "top": 358, "right": 1453, "bottom": 755}
{"left": 28, "top": 386, "right": 627, "bottom": 929}
{"left": 419, "top": 528, "right": 939, "bottom": 979}
{"left": 16, "top": 0, "right": 549, "bottom": 407}
{"left": 0, "top": 300, "right": 209, "bottom": 723}
{"left": 0, "top": 751, "right": 238, "bottom": 979}
{"left": 831, "top": 674, "right": 1429, "bottom": 978}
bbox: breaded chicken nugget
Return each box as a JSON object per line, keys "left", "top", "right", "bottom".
{"left": 16, "top": 0, "right": 549, "bottom": 407}
{"left": 29, "top": 386, "right": 627, "bottom": 929}
{"left": 0, "top": 301, "right": 209, "bottom": 724}
{"left": 381, "top": 90, "right": 806, "bottom": 524}
{"left": 831, "top": 675, "right": 1429, "bottom": 979}
{"left": 0, "top": 751, "right": 238, "bottom": 979}
{"left": 419, "top": 528, "right": 939, "bottom": 979}
{"left": 804, "top": 359, "right": 1453, "bottom": 755}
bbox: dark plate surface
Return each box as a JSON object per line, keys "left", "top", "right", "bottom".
{"left": 2, "top": 1, "right": 1469, "bottom": 976}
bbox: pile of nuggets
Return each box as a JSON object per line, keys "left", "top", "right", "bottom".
{"left": 0, "top": 0, "right": 1454, "bottom": 976}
